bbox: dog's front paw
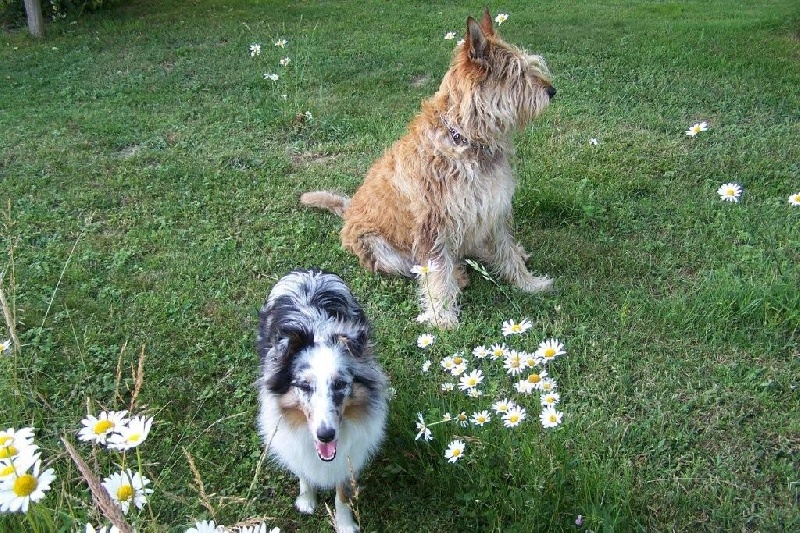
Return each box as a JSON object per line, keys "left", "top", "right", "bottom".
{"left": 417, "top": 310, "right": 460, "bottom": 329}
{"left": 517, "top": 275, "right": 554, "bottom": 293}
{"left": 295, "top": 491, "right": 317, "bottom": 514}
{"left": 335, "top": 518, "right": 360, "bottom": 533}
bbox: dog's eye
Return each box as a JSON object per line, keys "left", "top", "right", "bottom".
{"left": 292, "top": 380, "right": 312, "bottom": 392}
{"left": 332, "top": 379, "right": 348, "bottom": 391}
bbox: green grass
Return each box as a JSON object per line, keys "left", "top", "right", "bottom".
{"left": 1, "top": 0, "right": 799, "bottom": 530}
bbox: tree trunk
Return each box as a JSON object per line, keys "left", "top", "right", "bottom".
{"left": 24, "top": 0, "right": 44, "bottom": 38}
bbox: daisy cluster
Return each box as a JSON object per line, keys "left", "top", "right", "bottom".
{"left": 78, "top": 410, "right": 154, "bottom": 516}
{"left": 682, "top": 121, "right": 799, "bottom": 205}
{"left": 0, "top": 427, "right": 56, "bottom": 513}
{"left": 186, "top": 520, "right": 281, "bottom": 533}
{"left": 414, "top": 313, "right": 567, "bottom": 463}
{"left": 444, "top": 13, "right": 510, "bottom": 47}
{"left": 248, "top": 38, "right": 290, "bottom": 83}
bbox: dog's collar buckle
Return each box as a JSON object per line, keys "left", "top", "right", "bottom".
{"left": 441, "top": 116, "right": 470, "bottom": 147}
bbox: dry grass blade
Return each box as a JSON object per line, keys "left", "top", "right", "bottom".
{"left": 183, "top": 446, "right": 216, "bottom": 518}
{"left": 61, "top": 437, "right": 133, "bottom": 533}
{"left": 129, "top": 344, "right": 146, "bottom": 412}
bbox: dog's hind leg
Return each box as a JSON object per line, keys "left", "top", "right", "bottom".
{"left": 295, "top": 476, "right": 317, "bottom": 515}
{"left": 480, "top": 229, "right": 553, "bottom": 292}
{"left": 353, "top": 233, "right": 415, "bottom": 278}
{"left": 335, "top": 482, "right": 359, "bottom": 533}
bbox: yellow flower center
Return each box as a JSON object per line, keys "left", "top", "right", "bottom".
{"left": 544, "top": 348, "right": 557, "bottom": 358}
{"left": 453, "top": 356, "right": 463, "bottom": 365}
{"left": 94, "top": 420, "right": 114, "bottom": 434}
{"left": 549, "top": 414, "right": 558, "bottom": 423}
{"left": 451, "top": 448, "right": 461, "bottom": 458}
{"left": 0, "top": 445, "right": 18, "bottom": 459}
{"left": 457, "top": 414, "right": 467, "bottom": 422}
{"left": 117, "top": 484, "right": 134, "bottom": 502}
{"left": 510, "top": 360, "right": 520, "bottom": 368}
{"left": 1, "top": 463, "right": 15, "bottom": 477}
{"left": 511, "top": 324, "right": 521, "bottom": 332}
{"left": 13, "top": 474, "right": 37, "bottom": 497}
{"left": 0, "top": 436, "right": 11, "bottom": 446}
{"left": 126, "top": 433, "right": 141, "bottom": 444}
{"left": 509, "top": 415, "right": 519, "bottom": 423}
{"left": 527, "top": 374, "right": 541, "bottom": 384}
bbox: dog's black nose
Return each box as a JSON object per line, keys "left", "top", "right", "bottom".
{"left": 546, "top": 86, "right": 557, "bottom": 99}
{"left": 316, "top": 426, "right": 336, "bottom": 443}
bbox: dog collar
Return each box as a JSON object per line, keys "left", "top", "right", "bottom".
{"left": 441, "top": 116, "right": 470, "bottom": 147}
{"left": 440, "top": 115, "right": 491, "bottom": 153}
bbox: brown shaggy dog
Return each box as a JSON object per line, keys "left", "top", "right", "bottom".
{"left": 301, "top": 9, "right": 556, "bottom": 328}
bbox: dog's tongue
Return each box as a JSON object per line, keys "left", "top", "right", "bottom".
{"left": 315, "top": 440, "right": 337, "bottom": 462}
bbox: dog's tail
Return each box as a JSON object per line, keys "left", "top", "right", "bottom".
{"left": 299, "top": 191, "right": 350, "bottom": 218}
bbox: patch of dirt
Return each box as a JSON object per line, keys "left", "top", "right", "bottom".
{"left": 290, "top": 151, "right": 338, "bottom": 166}
{"left": 411, "top": 74, "right": 431, "bottom": 88}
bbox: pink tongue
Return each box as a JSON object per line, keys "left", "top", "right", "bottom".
{"left": 316, "top": 440, "right": 337, "bottom": 461}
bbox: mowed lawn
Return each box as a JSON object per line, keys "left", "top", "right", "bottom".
{"left": 1, "top": 0, "right": 798, "bottom": 531}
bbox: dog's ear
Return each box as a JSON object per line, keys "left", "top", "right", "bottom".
{"left": 480, "top": 7, "right": 495, "bottom": 37}
{"left": 335, "top": 330, "right": 371, "bottom": 359}
{"left": 466, "top": 16, "right": 490, "bottom": 62}
{"left": 271, "top": 327, "right": 314, "bottom": 363}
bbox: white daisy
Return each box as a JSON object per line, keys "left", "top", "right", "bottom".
{"left": 540, "top": 392, "right": 561, "bottom": 407}
{"left": 441, "top": 382, "right": 455, "bottom": 392}
{"left": 540, "top": 406, "right": 564, "bottom": 428}
{"left": 0, "top": 339, "right": 11, "bottom": 353}
{"left": 494, "top": 13, "right": 509, "bottom": 25}
{"left": 472, "top": 345, "right": 489, "bottom": 359}
{"left": 502, "top": 406, "right": 527, "bottom": 428}
{"left": 522, "top": 351, "right": 542, "bottom": 369}
{"left": 415, "top": 414, "right": 432, "bottom": 442}
{"left": 535, "top": 339, "right": 566, "bottom": 364}
{"left": 107, "top": 415, "right": 152, "bottom": 451}
{"left": 589, "top": 138, "right": 599, "bottom": 145}
{"left": 0, "top": 457, "right": 56, "bottom": 513}
{"left": 685, "top": 121, "right": 708, "bottom": 136}
{"left": 489, "top": 343, "right": 508, "bottom": 360}
{"left": 444, "top": 439, "right": 465, "bottom": 463}
{"left": 492, "top": 398, "right": 515, "bottom": 414}
{"left": 458, "top": 369, "right": 484, "bottom": 391}
{"left": 263, "top": 73, "right": 279, "bottom": 81}
{"left": 471, "top": 411, "right": 491, "bottom": 426}
{"left": 440, "top": 356, "right": 455, "bottom": 372}
{"left": 717, "top": 182, "right": 742, "bottom": 203}
{"left": 455, "top": 412, "right": 469, "bottom": 427}
{"left": 789, "top": 192, "right": 800, "bottom": 206}
{"left": 249, "top": 44, "right": 261, "bottom": 57}
{"left": 421, "top": 360, "right": 432, "bottom": 373}
{"left": 279, "top": 57, "right": 291, "bottom": 67}
{"left": 101, "top": 469, "right": 152, "bottom": 515}
{"left": 539, "top": 377, "right": 558, "bottom": 393}
{"left": 503, "top": 350, "right": 527, "bottom": 376}
{"left": 78, "top": 410, "right": 129, "bottom": 446}
{"left": 451, "top": 361, "right": 468, "bottom": 376}
{"left": 274, "top": 38, "right": 287, "bottom": 48}
{"left": 0, "top": 428, "right": 36, "bottom": 460}
{"left": 502, "top": 318, "right": 532, "bottom": 336}
{"left": 410, "top": 260, "right": 439, "bottom": 278}
{"left": 416, "top": 333, "right": 435, "bottom": 349}
{"left": 444, "top": 31, "right": 456, "bottom": 40}
{"left": 466, "top": 388, "right": 483, "bottom": 398}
